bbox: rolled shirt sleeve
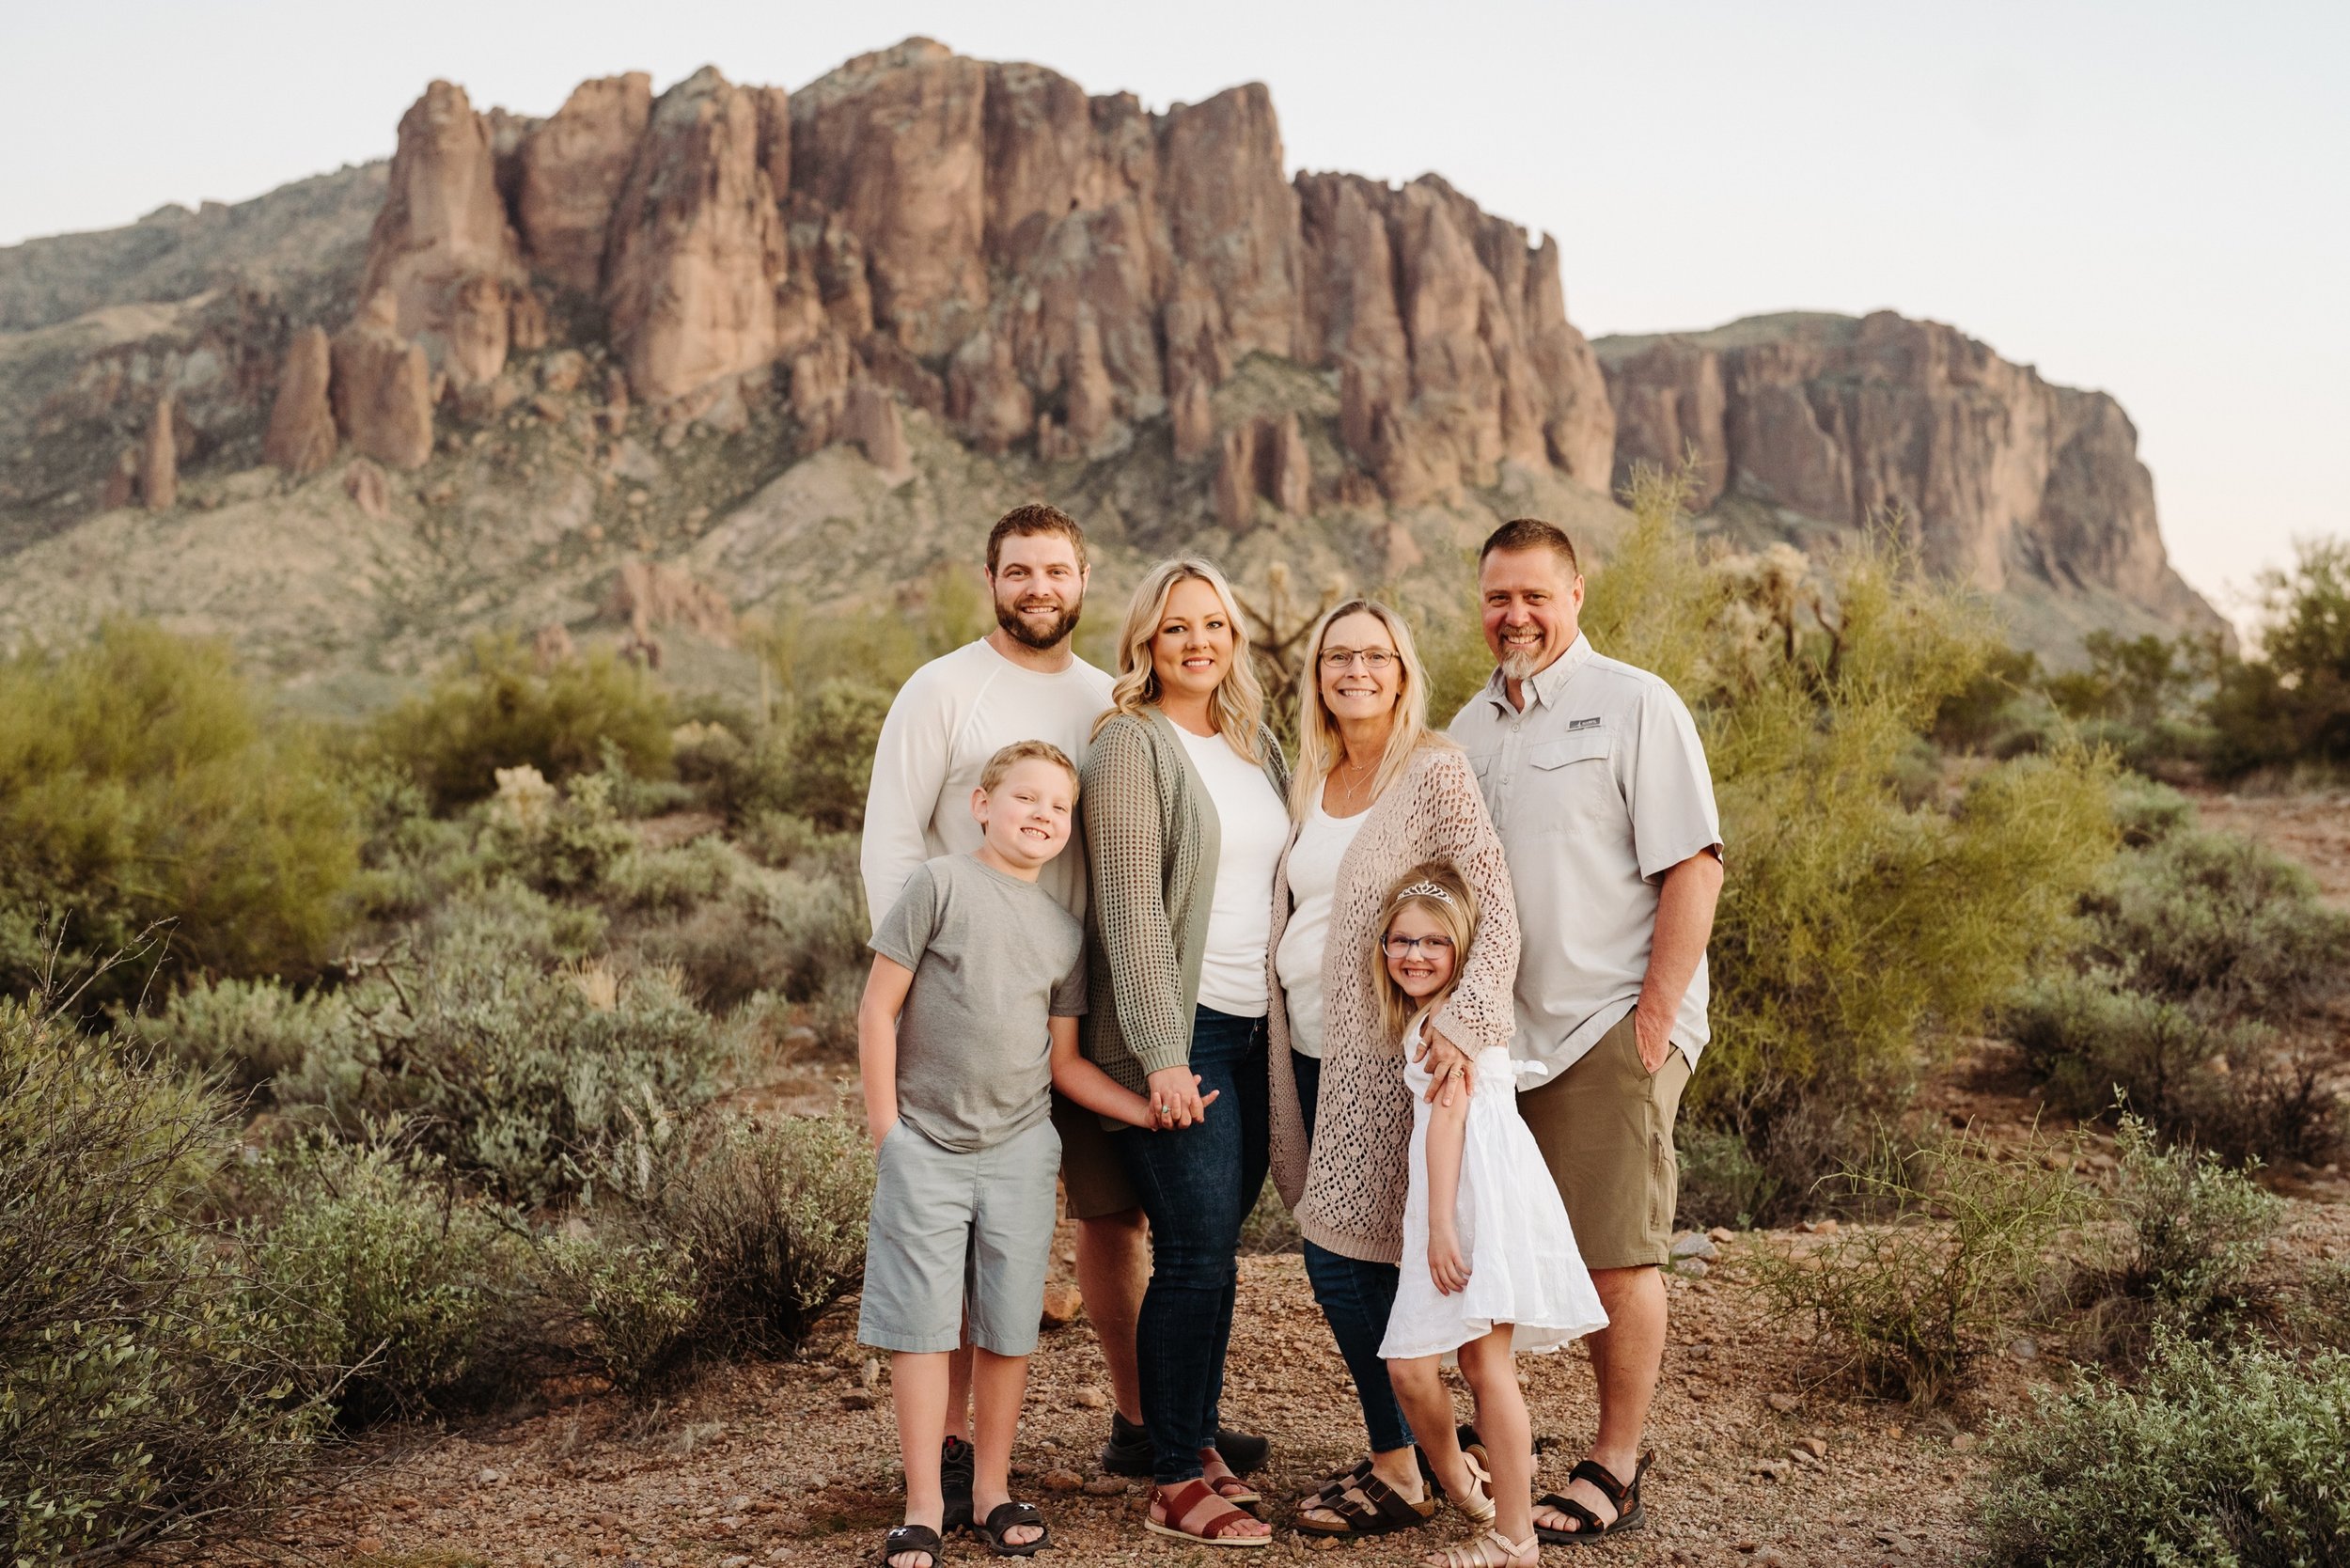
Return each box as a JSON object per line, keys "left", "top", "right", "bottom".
{"left": 1624, "top": 682, "right": 1724, "bottom": 883}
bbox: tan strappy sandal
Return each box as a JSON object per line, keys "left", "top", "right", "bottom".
{"left": 1425, "top": 1528, "right": 1540, "bottom": 1568}
{"left": 1435, "top": 1450, "right": 1495, "bottom": 1524}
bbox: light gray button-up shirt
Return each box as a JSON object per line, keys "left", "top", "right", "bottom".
{"left": 1449, "top": 633, "right": 1722, "bottom": 1078}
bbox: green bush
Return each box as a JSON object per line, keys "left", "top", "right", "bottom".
{"left": 368, "top": 635, "right": 672, "bottom": 810}
{"left": 2207, "top": 535, "right": 2350, "bottom": 778}
{"left": 242, "top": 1132, "right": 535, "bottom": 1423}
{"left": 604, "top": 834, "right": 756, "bottom": 915}
{"left": 2296, "top": 1261, "right": 2350, "bottom": 1351}
{"left": 704, "top": 681, "right": 894, "bottom": 832}
{"left": 1, "top": 1001, "right": 322, "bottom": 1564}
{"left": 2083, "top": 830, "right": 2348, "bottom": 1017}
{"left": 478, "top": 767, "right": 640, "bottom": 897}
{"left": 2110, "top": 1117, "right": 2285, "bottom": 1336}
{"left": 278, "top": 944, "right": 729, "bottom": 1205}
{"left": 1980, "top": 1334, "right": 2350, "bottom": 1568}
{"left": 0, "top": 621, "right": 360, "bottom": 1006}
{"left": 547, "top": 1109, "right": 875, "bottom": 1387}
{"left": 1745, "top": 1129, "right": 2089, "bottom": 1403}
{"left": 123, "top": 975, "right": 340, "bottom": 1091}
{"left": 1576, "top": 471, "right": 2117, "bottom": 1214}
{"left": 2107, "top": 773, "right": 2195, "bottom": 848}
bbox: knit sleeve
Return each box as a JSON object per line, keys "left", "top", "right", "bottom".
{"left": 1422, "top": 748, "right": 1521, "bottom": 1056}
{"left": 1083, "top": 716, "right": 1193, "bottom": 1076}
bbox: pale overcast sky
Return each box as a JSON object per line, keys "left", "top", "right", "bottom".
{"left": 4, "top": 1, "right": 2342, "bottom": 626}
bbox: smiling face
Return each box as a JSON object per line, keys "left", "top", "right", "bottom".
{"left": 989, "top": 531, "right": 1089, "bottom": 651}
{"left": 1150, "top": 575, "right": 1237, "bottom": 705}
{"left": 971, "top": 757, "right": 1076, "bottom": 872}
{"left": 1316, "top": 609, "right": 1403, "bottom": 732}
{"left": 1383, "top": 902, "right": 1461, "bottom": 1001}
{"left": 1480, "top": 546, "right": 1585, "bottom": 684}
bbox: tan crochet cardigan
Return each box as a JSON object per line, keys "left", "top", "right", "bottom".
{"left": 1266, "top": 741, "right": 1520, "bottom": 1265}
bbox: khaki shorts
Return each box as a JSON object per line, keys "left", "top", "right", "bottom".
{"left": 1515, "top": 1011, "right": 1692, "bottom": 1271}
{"left": 1052, "top": 1091, "right": 1140, "bottom": 1220}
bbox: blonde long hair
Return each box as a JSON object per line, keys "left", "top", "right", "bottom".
{"left": 1095, "top": 557, "right": 1267, "bottom": 760}
{"left": 1289, "top": 597, "right": 1444, "bottom": 819}
{"left": 1374, "top": 860, "right": 1479, "bottom": 1045}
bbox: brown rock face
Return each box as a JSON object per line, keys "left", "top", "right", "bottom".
{"left": 603, "top": 67, "right": 790, "bottom": 401}
{"left": 360, "top": 80, "right": 525, "bottom": 387}
{"left": 342, "top": 457, "right": 391, "bottom": 517}
{"left": 1214, "top": 414, "right": 1311, "bottom": 526}
{"left": 605, "top": 557, "right": 737, "bottom": 644}
{"left": 330, "top": 295, "right": 435, "bottom": 469}
{"left": 139, "top": 392, "right": 177, "bottom": 510}
{"left": 515, "top": 73, "right": 652, "bottom": 294}
{"left": 264, "top": 325, "right": 337, "bottom": 477}
{"left": 1597, "top": 311, "right": 2220, "bottom": 626}
{"left": 841, "top": 383, "right": 912, "bottom": 482}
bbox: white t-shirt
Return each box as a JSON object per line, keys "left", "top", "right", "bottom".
{"left": 1274, "top": 796, "right": 1369, "bottom": 1059}
{"left": 861, "top": 638, "right": 1116, "bottom": 931}
{"left": 1173, "top": 724, "right": 1290, "bottom": 1019}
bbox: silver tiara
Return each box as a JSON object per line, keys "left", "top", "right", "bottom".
{"left": 1396, "top": 881, "right": 1455, "bottom": 905}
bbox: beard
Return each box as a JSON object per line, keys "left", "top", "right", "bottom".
{"left": 995, "top": 593, "right": 1082, "bottom": 651}
{"left": 1499, "top": 644, "right": 1545, "bottom": 684}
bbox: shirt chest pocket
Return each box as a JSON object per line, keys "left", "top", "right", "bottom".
{"left": 1528, "top": 729, "right": 1621, "bottom": 825}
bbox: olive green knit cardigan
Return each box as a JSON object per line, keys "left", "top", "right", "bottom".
{"left": 1079, "top": 707, "right": 1291, "bottom": 1092}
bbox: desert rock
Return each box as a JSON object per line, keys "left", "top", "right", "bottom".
{"left": 139, "top": 392, "right": 177, "bottom": 510}
{"left": 606, "top": 557, "right": 737, "bottom": 645}
{"left": 331, "top": 294, "right": 436, "bottom": 470}
{"left": 263, "top": 325, "right": 338, "bottom": 477}
{"left": 361, "top": 80, "right": 525, "bottom": 387}
{"left": 515, "top": 73, "right": 653, "bottom": 294}
{"left": 841, "top": 382, "right": 912, "bottom": 482}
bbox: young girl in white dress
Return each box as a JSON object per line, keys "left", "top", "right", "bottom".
{"left": 1375, "top": 861, "right": 1608, "bottom": 1568}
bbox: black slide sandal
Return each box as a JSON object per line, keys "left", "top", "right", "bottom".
{"left": 973, "top": 1499, "right": 1051, "bottom": 1557}
{"left": 1535, "top": 1453, "right": 1650, "bottom": 1546}
{"left": 940, "top": 1435, "right": 975, "bottom": 1532}
{"left": 881, "top": 1523, "right": 943, "bottom": 1567}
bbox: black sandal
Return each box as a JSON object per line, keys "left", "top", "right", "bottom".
{"left": 1292, "top": 1470, "right": 1436, "bottom": 1537}
{"left": 1534, "top": 1453, "right": 1650, "bottom": 1546}
{"left": 972, "top": 1499, "right": 1050, "bottom": 1558}
{"left": 881, "top": 1523, "right": 943, "bottom": 1567}
{"left": 940, "top": 1435, "right": 975, "bottom": 1532}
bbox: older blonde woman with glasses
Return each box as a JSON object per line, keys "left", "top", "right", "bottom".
{"left": 1264, "top": 599, "right": 1522, "bottom": 1543}
{"left": 1083, "top": 557, "right": 1289, "bottom": 1548}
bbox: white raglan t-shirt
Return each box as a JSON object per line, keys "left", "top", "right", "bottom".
{"left": 860, "top": 637, "right": 1117, "bottom": 931}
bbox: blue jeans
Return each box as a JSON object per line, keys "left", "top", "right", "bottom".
{"left": 1116, "top": 1007, "right": 1270, "bottom": 1484}
{"left": 1293, "top": 1051, "right": 1416, "bottom": 1455}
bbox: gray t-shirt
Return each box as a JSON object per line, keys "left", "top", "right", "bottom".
{"left": 870, "top": 854, "right": 1089, "bottom": 1152}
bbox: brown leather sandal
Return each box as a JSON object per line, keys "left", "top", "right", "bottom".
{"left": 1534, "top": 1452, "right": 1650, "bottom": 1545}
{"left": 1147, "top": 1478, "right": 1272, "bottom": 1548}
{"left": 1292, "top": 1469, "right": 1437, "bottom": 1536}
{"left": 1200, "top": 1447, "right": 1261, "bottom": 1507}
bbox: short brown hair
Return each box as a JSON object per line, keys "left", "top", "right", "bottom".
{"left": 1479, "top": 517, "right": 1580, "bottom": 576}
{"left": 979, "top": 739, "right": 1079, "bottom": 796}
{"left": 987, "top": 503, "right": 1089, "bottom": 575}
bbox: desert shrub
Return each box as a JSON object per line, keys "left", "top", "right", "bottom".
{"left": 2107, "top": 773, "right": 2194, "bottom": 847}
{"left": 1, "top": 1001, "right": 322, "bottom": 1564}
{"left": 368, "top": 634, "right": 672, "bottom": 810}
{"left": 2207, "top": 535, "right": 2350, "bottom": 778}
{"left": 242, "top": 1131, "right": 536, "bottom": 1423}
{"left": 634, "top": 858, "right": 869, "bottom": 1021}
{"left": 1578, "top": 472, "right": 2117, "bottom": 1215}
{"left": 604, "top": 834, "right": 756, "bottom": 915}
{"left": 2082, "top": 829, "right": 2348, "bottom": 1017}
{"left": 546, "top": 1109, "right": 875, "bottom": 1387}
{"left": 2110, "top": 1117, "right": 2285, "bottom": 1335}
{"left": 2295, "top": 1261, "right": 2350, "bottom": 1351}
{"left": 0, "top": 621, "right": 361, "bottom": 1007}
{"left": 1979, "top": 1334, "right": 2350, "bottom": 1568}
{"left": 478, "top": 766, "right": 639, "bottom": 897}
{"left": 1746, "top": 1129, "right": 2089, "bottom": 1403}
{"left": 123, "top": 974, "right": 340, "bottom": 1091}
{"left": 1676, "top": 1122, "right": 1778, "bottom": 1231}
{"left": 279, "top": 945, "right": 728, "bottom": 1205}
{"left": 1932, "top": 646, "right": 2044, "bottom": 754}
{"left": 735, "top": 809, "right": 861, "bottom": 879}
{"left": 706, "top": 680, "right": 894, "bottom": 832}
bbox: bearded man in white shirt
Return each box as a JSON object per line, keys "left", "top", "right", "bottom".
{"left": 860, "top": 504, "right": 1269, "bottom": 1524}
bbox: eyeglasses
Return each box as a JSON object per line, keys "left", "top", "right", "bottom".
{"left": 1382, "top": 934, "right": 1455, "bottom": 959}
{"left": 1322, "top": 648, "right": 1399, "bottom": 672}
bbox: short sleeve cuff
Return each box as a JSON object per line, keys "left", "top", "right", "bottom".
{"left": 1637, "top": 834, "right": 1724, "bottom": 884}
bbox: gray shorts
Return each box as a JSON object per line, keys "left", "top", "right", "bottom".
{"left": 857, "top": 1114, "right": 1062, "bottom": 1357}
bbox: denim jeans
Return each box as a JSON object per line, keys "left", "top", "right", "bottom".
{"left": 1116, "top": 1007, "right": 1271, "bottom": 1483}
{"left": 1293, "top": 1051, "right": 1416, "bottom": 1454}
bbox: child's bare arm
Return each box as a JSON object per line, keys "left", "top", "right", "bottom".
{"left": 1425, "top": 1093, "right": 1471, "bottom": 1294}
{"left": 856, "top": 955, "right": 916, "bottom": 1148}
{"left": 1050, "top": 1014, "right": 1182, "bottom": 1129}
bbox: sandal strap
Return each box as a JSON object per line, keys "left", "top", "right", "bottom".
{"left": 883, "top": 1524, "right": 942, "bottom": 1566}
{"left": 1157, "top": 1479, "right": 1259, "bottom": 1540}
{"left": 1568, "top": 1458, "right": 1631, "bottom": 1509}
{"left": 1538, "top": 1492, "right": 1606, "bottom": 1532}
{"left": 981, "top": 1501, "right": 1042, "bottom": 1533}
{"left": 1307, "top": 1458, "right": 1374, "bottom": 1505}
{"left": 1356, "top": 1472, "right": 1432, "bottom": 1526}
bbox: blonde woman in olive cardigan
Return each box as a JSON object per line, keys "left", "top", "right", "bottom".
{"left": 1082, "top": 557, "right": 1290, "bottom": 1548}
{"left": 1267, "top": 599, "right": 1521, "bottom": 1540}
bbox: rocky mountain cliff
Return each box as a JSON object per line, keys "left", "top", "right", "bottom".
{"left": 1597, "top": 312, "right": 2226, "bottom": 650}
{"left": 0, "top": 39, "right": 2217, "bottom": 694}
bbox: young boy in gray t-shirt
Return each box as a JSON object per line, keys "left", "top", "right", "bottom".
{"left": 857, "top": 740, "right": 1154, "bottom": 1567}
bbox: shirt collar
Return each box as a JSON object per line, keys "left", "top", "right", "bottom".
{"left": 1481, "top": 632, "right": 1594, "bottom": 713}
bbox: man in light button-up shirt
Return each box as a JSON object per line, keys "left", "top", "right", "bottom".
{"left": 1448, "top": 518, "right": 1723, "bottom": 1544}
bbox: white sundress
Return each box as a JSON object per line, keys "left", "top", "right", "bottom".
{"left": 1378, "top": 1012, "right": 1609, "bottom": 1360}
